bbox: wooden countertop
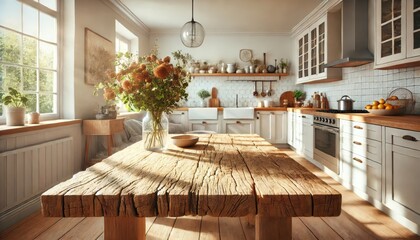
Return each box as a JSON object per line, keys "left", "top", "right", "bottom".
{"left": 297, "top": 109, "right": 420, "bottom": 132}
{"left": 175, "top": 107, "right": 287, "bottom": 111}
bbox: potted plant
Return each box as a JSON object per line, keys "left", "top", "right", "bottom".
{"left": 1, "top": 87, "right": 28, "bottom": 126}
{"left": 197, "top": 89, "right": 210, "bottom": 107}
{"left": 280, "top": 58, "right": 288, "bottom": 73}
{"left": 293, "top": 90, "right": 304, "bottom": 107}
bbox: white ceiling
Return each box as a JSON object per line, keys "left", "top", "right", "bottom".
{"left": 119, "top": 0, "right": 324, "bottom": 34}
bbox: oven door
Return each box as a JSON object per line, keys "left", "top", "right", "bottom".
{"left": 313, "top": 124, "right": 340, "bottom": 174}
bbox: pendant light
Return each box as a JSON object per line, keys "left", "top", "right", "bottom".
{"left": 180, "top": 0, "right": 205, "bottom": 48}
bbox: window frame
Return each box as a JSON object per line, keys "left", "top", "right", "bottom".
{"left": 0, "top": 0, "right": 61, "bottom": 124}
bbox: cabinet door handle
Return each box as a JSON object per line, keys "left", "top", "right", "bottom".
{"left": 302, "top": 115, "right": 306, "bottom": 118}
{"left": 353, "top": 157, "right": 363, "bottom": 163}
{"left": 270, "top": 112, "right": 275, "bottom": 115}
{"left": 236, "top": 121, "right": 241, "bottom": 124}
{"left": 353, "top": 141, "right": 362, "bottom": 146}
{"left": 181, "top": 112, "right": 185, "bottom": 115}
{"left": 202, "top": 121, "right": 207, "bottom": 124}
{"left": 402, "top": 135, "right": 418, "bottom": 142}
{"left": 354, "top": 125, "right": 363, "bottom": 130}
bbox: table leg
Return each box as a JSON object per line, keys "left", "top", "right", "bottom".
{"left": 84, "top": 135, "right": 91, "bottom": 169}
{"left": 107, "top": 135, "right": 113, "bottom": 156}
{"left": 104, "top": 216, "right": 145, "bottom": 240}
{"left": 255, "top": 215, "right": 292, "bottom": 240}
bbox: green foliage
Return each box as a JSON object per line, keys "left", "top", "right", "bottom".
{"left": 293, "top": 90, "right": 304, "bottom": 100}
{"left": 197, "top": 89, "right": 210, "bottom": 100}
{"left": 0, "top": 27, "right": 56, "bottom": 115}
{"left": 1, "top": 87, "right": 28, "bottom": 108}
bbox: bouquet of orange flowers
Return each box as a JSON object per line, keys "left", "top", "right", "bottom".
{"left": 95, "top": 50, "right": 191, "bottom": 150}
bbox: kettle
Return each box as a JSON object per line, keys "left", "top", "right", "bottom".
{"left": 337, "top": 95, "right": 354, "bottom": 111}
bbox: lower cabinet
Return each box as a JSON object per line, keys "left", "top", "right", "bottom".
{"left": 341, "top": 149, "right": 382, "bottom": 200}
{"left": 255, "top": 111, "right": 287, "bottom": 144}
{"left": 302, "top": 114, "right": 313, "bottom": 159}
{"left": 223, "top": 120, "right": 255, "bottom": 134}
{"left": 189, "top": 120, "right": 221, "bottom": 133}
{"left": 340, "top": 120, "right": 382, "bottom": 202}
{"left": 385, "top": 127, "right": 420, "bottom": 224}
{"left": 287, "top": 111, "right": 294, "bottom": 146}
{"left": 168, "top": 111, "right": 188, "bottom": 133}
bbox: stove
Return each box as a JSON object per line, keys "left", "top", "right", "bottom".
{"left": 316, "top": 109, "right": 369, "bottom": 114}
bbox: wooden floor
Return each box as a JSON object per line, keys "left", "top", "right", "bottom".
{"left": 1, "top": 149, "right": 419, "bottom": 240}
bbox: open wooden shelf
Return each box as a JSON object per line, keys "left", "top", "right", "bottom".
{"left": 190, "top": 73, "right": 288, "bottom": 77}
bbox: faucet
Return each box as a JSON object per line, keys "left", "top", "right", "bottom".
{"left": 236, "top": 94, "right": 239, "bottom": 108}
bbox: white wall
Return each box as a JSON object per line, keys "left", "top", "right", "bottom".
{"left": 151, "top": 32, "right": 292, "bottom": 67}
{"left": 150, "top": 32, "right": 299, "bottom": 107}
{"left": 62, "top": 0, "right": 149, "bottom": 120}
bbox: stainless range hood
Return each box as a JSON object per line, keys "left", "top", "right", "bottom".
{"left": 325, "top": 0, "right": 373, "bottom": 68}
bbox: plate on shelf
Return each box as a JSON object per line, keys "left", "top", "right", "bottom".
{"left": 240, "top": 49, "right": 253, "bottom": 62}
{"left": 367, "top": 107, "right": 405, "bottom": 116}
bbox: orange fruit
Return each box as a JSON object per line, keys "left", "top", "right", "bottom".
{"left": 378, "top": 103, "right": 385, "bottom": 109}
{"left": 384, "top": 103, "right": 392, "bottom": 107}
{"left": 385, "top": 105, "right": 393, "bottom": 110}
{"left": 389, "top": 96, "right": 399, "bottom": 100}
{"left": 379, "top": 98, "right": 385, "bottom": 104}
{"left": 371, "top": 105, "right": 378, "bottom": 109}
{"left": 372, "top": 100, "right": 379, "bottom": 106}
{"left": 365, "top": 104, "right": 372, "bottom": 109}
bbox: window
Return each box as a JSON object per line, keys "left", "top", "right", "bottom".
{"left": 115, "top": 21, "right": 138, "bottom": 112}
{"left": 0, "top": 0, "right": 59, "bottom": 120}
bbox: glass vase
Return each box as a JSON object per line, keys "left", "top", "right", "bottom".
{"left": 142, "top": 111, "right": 169, "bottom": 151}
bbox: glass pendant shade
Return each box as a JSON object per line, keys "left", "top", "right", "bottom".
{"left": 180, "top": 0, "right": 205, "bottom": 48}
{"left": 180, "top": 20, "right": 205, "bottom": 47}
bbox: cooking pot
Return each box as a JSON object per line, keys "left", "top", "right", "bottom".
{"left": 337, "top": 95, "right": 354, "bottom": 111}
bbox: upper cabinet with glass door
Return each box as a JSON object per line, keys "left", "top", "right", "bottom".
{"left": 296, "top": 12, "right": 342, "bottom": 84}
{"left": 376, "top": 0, "right": 420, "bottom": 68}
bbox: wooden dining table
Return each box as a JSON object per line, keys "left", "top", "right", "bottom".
{"left": 41, "top": 134, "right": 341, "bottom": 240}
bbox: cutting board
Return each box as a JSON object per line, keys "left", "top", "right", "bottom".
{"left": 209, "top": 87, "right": 220, "bottom": 107}
{"left": 280, "top": 91, "right": 294, "bottom": 107}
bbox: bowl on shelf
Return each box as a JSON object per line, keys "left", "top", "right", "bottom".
{"left": 367, "top": 107, "right": 405, "bottom": 116}
{"left": 171, "top": 135, "right": 199, "bottom": 148}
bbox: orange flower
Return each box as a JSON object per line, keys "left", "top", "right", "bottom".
{"left": 140, "top": 64, "right": 146, "bottom": 70}
{"left": 150, "top": 54, "right": 157, "bottom": 61}
{"left": 163, "top": 56, "right": 170, "bottom": 63}
{"left": 103, "top": 91, "right": 116, "bottom": 100}
{"left": 122, "top": 80, "right": 133, "bottom": 91}
{"left": 153, "top": 64, "right": 169, "bottom": 79}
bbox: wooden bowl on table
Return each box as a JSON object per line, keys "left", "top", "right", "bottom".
{"left": 171, "top": 135, "right": 199, "bottom": 148}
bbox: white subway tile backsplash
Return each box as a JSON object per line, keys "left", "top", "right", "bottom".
{"left": 303, "top": 63, "right": 419, "bottom": 114}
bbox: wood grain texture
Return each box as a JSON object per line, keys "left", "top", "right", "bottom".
{"left": 42, "top": 134, "right": 341, "bottom": 219}
{"left": 104, "top": 216, "right": 145, "bottom": 240}
{"left": 256, "top": 216, "right": 291, "bottom": 240}
{"left": 0, "top": 119, "right": 82, "bottom": 136}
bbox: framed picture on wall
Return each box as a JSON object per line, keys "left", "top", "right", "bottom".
{"left": 84, "top": 28, "right": 114, "bottom": 85}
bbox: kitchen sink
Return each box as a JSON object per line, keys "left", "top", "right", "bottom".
{"left": 188, "top": 108, "right": 218, "bottom": 120}
{"left": 223, "top": 107, "right": 255, "bottom": 119}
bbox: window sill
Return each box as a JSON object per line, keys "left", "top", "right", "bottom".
{"left": 0, "top": 119, "right": 82, "bottom": 136}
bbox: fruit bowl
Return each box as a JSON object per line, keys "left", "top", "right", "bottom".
{"left": 171, "top": 135, "right": 199, "bottom": 148}
{"left": 367, "top": 107, "right": 405, "bottom": 116}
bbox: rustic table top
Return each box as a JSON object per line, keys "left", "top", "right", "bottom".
{"left": 41, "top": 134, "right": 341, "bottom": 218}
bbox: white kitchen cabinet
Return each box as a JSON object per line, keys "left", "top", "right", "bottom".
{"left": 223, "top": 120, "right": 254, "bottom": 134}
{"left": 340, "top": 120, "right": 382, "bottom": 201}
{"left": 287, "top": 111, "right": 294, "bottom": 146}
{"left": 293, "top": 113, "right": 303, "bottom": 152}
{"left": 296, "top": 12, "right": 341, "bottom": 83}
{"left": 168, "top": 110, "right": 188, "bottom": 133}
{"left": 385, "top": 127, "right": 420, "bottom": 225}
{"left": 255, "top": 111, "right": 287, "bottom": 144}
{"left": 189, "top": 120, "right": 221, "bottom": 133}
{"left": 302, "top": 114, "right": 314, "bottom": 159}
{"left": 375, "top": 0, "right": 420, "bottom": 68}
